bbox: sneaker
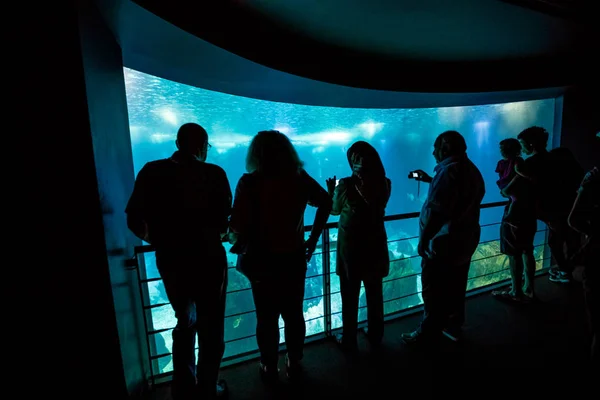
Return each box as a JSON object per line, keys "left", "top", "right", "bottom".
{"left": 362, "top": 327, "right": 382, "bottom": 347}
{"left": 549, "top": 271, "right": 571, "bottom": 283}
{"left": 333, "top": 333, "right": 358, "bottom": 353}
{"left": 285, "top": 354, "right": 303, "bottom": 380}
{"left": 548, "top": 267, "right": 560, "bottom": 277}
{"left": 216, "top": 380, "right": 228, "bottom": 399}
{"left": 258, "top": 362, "right": 279, "bottom": 385}
{"left": 401, "top": 329, "right": 439, "bottom": 345}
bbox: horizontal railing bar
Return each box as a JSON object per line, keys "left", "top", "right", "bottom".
{"left": 332, "top": 258, "right": 551, "bottom": 313}
{"left": 146, "top": 261, "right": 552, "bottom": 373}
{"left": 140, "top": 277, "right": 162, "bottom": 284}
{"left": 135, "top": 201, "right": 509, "bottom": 254}
{"left": 149, "top": 315, "right": 327, "bottom": 360}
{"left": 386, "top": 236, "right": 419, "bottom": 244}
{"left": 142, "top": 243, "right": 547, "bottom": 311}
{"left": 142, "top": 198, "right": 547, "bottom": 381}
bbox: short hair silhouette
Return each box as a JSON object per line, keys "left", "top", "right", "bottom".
{"left": 435, "top": 130, "right": 467, "bottom": 156}
{"left": 246, "top": 130, "right": 304, "bottom": 176}
{"left": 177, "top": 123, "right": 208, "bottom": 153}
{"left": 517, "top": 126, "right": 548, "bottom": 149}
{"left": 499, "top": 138, "right": 522, "bottom": 158}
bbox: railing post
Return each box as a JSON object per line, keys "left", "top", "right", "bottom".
{"left": 322, "top": 227, "right": 332, "bottom": 336}
{"left": 135, "top": 251, "right": 156, "bottom": 387}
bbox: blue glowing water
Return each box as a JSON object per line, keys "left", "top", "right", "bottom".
{"left": 124, "top": 67, "right": 555, "bottom": 225}
{"left": 123, "top": 67, "right": 555, "bottom": 374}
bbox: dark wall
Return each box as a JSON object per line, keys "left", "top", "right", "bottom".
{"left": 77, "top": 0, "right": 147, "bottom": 394}
{"left": 560, "top": 86, "right": 600, "bottom": 171}
{"left": 19, "top": 1, "right": 142, "bottom": 398}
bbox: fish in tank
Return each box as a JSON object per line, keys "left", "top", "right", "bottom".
{"left": 124, "top": 67, "right": 554, "bottom": 374}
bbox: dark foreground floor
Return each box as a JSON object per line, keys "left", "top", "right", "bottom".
{"left": 149, "top": 273, "right": 594, "bottom": 399}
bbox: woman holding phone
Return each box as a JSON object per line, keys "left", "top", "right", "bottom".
{"left": 326, "top": 141, "right": 392, "bottom": 352}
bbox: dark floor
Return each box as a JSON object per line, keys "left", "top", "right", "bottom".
{"left": 150, "top": 273, "right": 594, "bottom": 399}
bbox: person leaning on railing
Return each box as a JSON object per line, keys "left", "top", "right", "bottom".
{"left": 125, "top": 123, "right": 232, "bottom": 400}
{"left": 228, "top": 130, "right": 332, "bottom": 383}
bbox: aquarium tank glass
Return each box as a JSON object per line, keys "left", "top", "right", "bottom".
{"left": 124, "top": 67, "right": 555, "bottom": 375}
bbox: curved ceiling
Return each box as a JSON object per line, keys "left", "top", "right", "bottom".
{"left": 125, "top": 0, "right": 597, "bottom": 93}
{"left": 237, "top": 0, "right": 582, "bottom": 61}
{"left": 94, "top": 0, "right": 570, "bottom": 109}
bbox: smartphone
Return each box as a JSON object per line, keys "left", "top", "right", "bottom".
{"left": 335, "top": 179, "right": 340, "bottom": 186}
{"left": 412, "top": 172, "right": 419, "bottom": 178}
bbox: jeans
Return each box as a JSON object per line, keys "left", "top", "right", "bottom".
{"left": 419, "top": 258, "right": 471, "bottom": 336}
{"left": 250, "top": 255, "right": 307, "bottom": 368}
{"left": 339, "top": 275, "right": 384, "bottom": 345}
{"left": 546, "top": 218, "right": 582, "bottom": 274}
{"left": 156, "top": 247, "right": 228, "bottom": 399}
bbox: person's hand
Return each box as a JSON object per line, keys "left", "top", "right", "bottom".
{"left": 305, "top": 236, "right": 318, "bottom": 262}
{"left": 417, "top": 239, "right": 428, "bottom": 259}
{"left": 582, "top": 166, "right": 598, "bottom": 185}
{"left": 141, "top": 222, "right": 151, "bottom": 244}
{"left": 326, "top": 176, "right": 337, "bottom": 195}
{"left": 409, "top": 169, "right": 432, "bottom": 183}
{"left": 228, "top": 232, "right": 239, "bottom": 245}
{"left": 350, "top": 153, "right": 364, "bottom": 170}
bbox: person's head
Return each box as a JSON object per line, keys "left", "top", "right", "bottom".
{"left": 433, "top": 130, "right": 467, "bottom": 163}
{"left": 245, "top": 130, "right": 304, "bottom": 176}
{"left": 347, "top": 141, "right": 386, "bottom": 177}
{"left": 499, "top": 138, "right": 522, "bottom": 160}
{"left": 176, "top": 123, "right": 210, "bottom": 161}
{"left": 517, "top": 126, "right": 548, "bottom": 156}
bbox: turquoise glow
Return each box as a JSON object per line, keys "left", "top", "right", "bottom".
{"left": 124, "top": 67, "right": 555, "bottom": 375}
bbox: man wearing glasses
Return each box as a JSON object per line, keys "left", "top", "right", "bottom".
{"left": 126, "top": 123, "right": 232, "bottom": 399}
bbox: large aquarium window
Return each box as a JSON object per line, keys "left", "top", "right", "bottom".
{"left": 124, "top": 67, "right": 555, "bottom": 377}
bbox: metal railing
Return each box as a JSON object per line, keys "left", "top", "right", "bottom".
{"left": 132, "top": 200, "right": 551, "bottom": 384}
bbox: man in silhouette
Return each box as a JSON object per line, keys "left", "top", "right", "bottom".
{"left": 402, "top": 131, "right": 485, "bottom": 344}
{"left": 126, "top": 123, "right": 232, "bottom": 399}
{"left": 568, "top": 134, "right": 599, "bottom": 364}
{"left": 516, "top": 126, "right": 583, "bottom": 284}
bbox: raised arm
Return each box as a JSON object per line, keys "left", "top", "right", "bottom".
{"left": 411, "top": 169, "right": 433, "bottom": 183}
{"left": 329, "top": 178, "right": 348, "bottom": 216}
{"left": 500, "top": 174, "right": 520, "bottom": 198}
{"left": 514, "top": 158, "right": 529, "bottom": 179}
{"left": 305, "top": 172, "right": 333, "bottom": 261}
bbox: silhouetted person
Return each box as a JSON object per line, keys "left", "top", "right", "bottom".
{"left": 402, "top": 131, "right": 485, "bottom": 344}
{"left": 516, "top": 127, "right": 583, "bottom": 284}
{"left": 326, "top": 141, "right": 391, "bottom": 352}
{"left": 126, "top": 123, "right": 232, "bottom": 399}
{"left": 493, "top": 138, "right": 537, "bottom": 302}
{"left": 229, "top": 130, "right": 331, "bottom": 382}
{"left": 569, "top": 163, "right": 599, "bottom": 365}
